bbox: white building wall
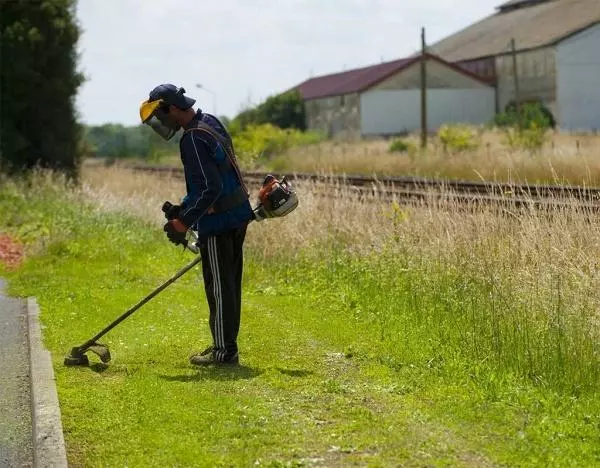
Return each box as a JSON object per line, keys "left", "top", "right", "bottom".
{"left": 556, "top": 23, "right": 600, "bottom": 131}
{"left": 360, "top": 89, "right": 496, "bottom": 136}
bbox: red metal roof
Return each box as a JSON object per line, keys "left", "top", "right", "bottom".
{"left": 295, "top": 53, "right": 492, "bottom": 101}
{"left": 296, "top": 57, "right": 416, "bottom": 101}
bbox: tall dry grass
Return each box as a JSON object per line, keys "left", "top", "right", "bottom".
{"left": 269, "top": 131, "right": 600, "bottom": 186}
{"left": 6, "top": 165, "right": 597, "bottom": 390}
{"left": 79, "top": 165, "right": 600, "bottom": 326}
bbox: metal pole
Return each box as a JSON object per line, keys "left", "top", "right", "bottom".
{"left": 82, "top": 254, "right": 203, "bottom": 346}
{"left": 196, "top": 84, "right": 217, "bottom": 115}
{"left": 510, "top": 38, "right": 521, "bottom": 126}
{"left": 420, "top": 27, "right": 428, "bottom": 150}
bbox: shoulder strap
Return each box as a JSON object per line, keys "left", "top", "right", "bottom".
{"left": 183, "top": 122, "right": 248, "bottom": 195}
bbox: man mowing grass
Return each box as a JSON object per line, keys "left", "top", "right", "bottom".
{"left": 140, "top": 84, "right": 253, "bottom": 366}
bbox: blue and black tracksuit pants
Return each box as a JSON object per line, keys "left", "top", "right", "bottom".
{"left": 199, "top": 224, "right": 247, "bottom": 362}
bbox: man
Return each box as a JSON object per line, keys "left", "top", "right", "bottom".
{"left": 139, "top": 84, "right": 253, "bottom": 366}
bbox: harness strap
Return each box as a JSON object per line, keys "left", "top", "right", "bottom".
{"left": 183, "top": 122, "right": 249, "bottom": 195}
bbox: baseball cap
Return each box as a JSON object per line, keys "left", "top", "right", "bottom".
{"left": 148, "top": 84, "right": 196, "bottom": 109}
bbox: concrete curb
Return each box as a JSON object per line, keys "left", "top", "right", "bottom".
{"left": 27, "top": 298, "right": 68, "bottom": 468}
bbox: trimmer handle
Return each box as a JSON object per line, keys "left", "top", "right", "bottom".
{"left": 161, "top": 201, "right": 200, "bottom": 254}
{"left": 162, "top": 201, "right": 177, "bottom": 220}
{"left": 185, "top": 231, "right": 200, "bottom": 255}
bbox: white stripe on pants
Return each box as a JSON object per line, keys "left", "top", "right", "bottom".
{"left": 208, "top": 237, "right": 225, "bottom": 361}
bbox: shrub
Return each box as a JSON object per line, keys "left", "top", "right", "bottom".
{"left": 232, "top": 124, "right": 323, "bottom": 167}
{"left": 437, "top": 124, "right": 481, "bottom": 152}
{"left": 494, "top": 102, "right": 552, "bottom": 152}
{"left": 494, "top": 101, "right": 554, "bottom": 130}
{"left": 503, "top": 125, "right": 548, "bottom": 152}
{"left": 388, "top": 138, "right": 416, "bottom": 154}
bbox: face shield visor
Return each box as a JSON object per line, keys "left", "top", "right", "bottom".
{"left": 139, "top": 99, "right": 181, "bottom": 141}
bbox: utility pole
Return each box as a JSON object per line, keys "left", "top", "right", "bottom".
{"left": 510, "top": 38, "right": 521, "bottom": 126}
{"left": 420, "top": 27, "right": 428, "bottom": 150}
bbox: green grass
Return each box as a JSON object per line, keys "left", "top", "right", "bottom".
{"left": 1, "top": 178, "right": 599, "bottom": 466}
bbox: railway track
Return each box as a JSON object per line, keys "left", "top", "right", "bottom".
{"left": 127, "top": 164, "right": 600, "bottom": 212}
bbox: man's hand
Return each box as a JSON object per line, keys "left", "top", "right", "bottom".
{"left": 162, "top": 202, "right": 182, "bottom": 220}
{"left": 163, "top": 218, "right": 188, "bottom": 245}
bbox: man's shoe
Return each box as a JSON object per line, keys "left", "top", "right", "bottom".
{"left": 189, "top": 346, "right": 239, "bottom": 366}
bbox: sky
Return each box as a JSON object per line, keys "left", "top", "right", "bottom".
{"left": 75, "top": 0, "right": 503, "bottom": 126}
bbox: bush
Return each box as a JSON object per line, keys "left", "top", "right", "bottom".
{"left": 494, "top": 101, "right": 554, "bottom": 130}
{"left": 232, "top": 124, "right": 323, "bottom": 167}
{"left": 494, "top": 102, "right": 552, "bottom": 152}
{"left": 437, "top": 124, "right": 481, "bottom": 152}
{"left": 388, "top": 138, "right": 416, "bottom": 154}
{"left": 503, "top": 125, "right": 548, "bottom": 152}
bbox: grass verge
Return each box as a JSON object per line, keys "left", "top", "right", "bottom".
{"left": 0, "top": 174, "right": 599, "bottom": 466}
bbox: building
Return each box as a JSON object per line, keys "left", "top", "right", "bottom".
{"left": 295, "top": 54, "right": 495, "bottom": 139}
{"left": 430, "top": 0, "right": 600, "bottom": 131}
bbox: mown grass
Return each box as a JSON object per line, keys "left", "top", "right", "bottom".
{"left": 1, "top": 172, "right": 599, "bottom": 466}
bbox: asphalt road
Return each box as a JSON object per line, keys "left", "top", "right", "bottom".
{"left": 0, "top": 279, "right": 33, "bottom": 468}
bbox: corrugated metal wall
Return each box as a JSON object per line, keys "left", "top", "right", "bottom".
{"left": 360, "top": 89, "right": 496, "bottom": 136}
{"left": 495, "top": 47, "right": 557, "bottom": 115}
{"left": 556, "top": 23, "right": 600, "bottom": 131}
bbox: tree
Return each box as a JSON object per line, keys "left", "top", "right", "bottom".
{"left": 232, "top": 90, "right": 306, "bottom": 131}
{"left": 259, "top": 90, "right": 306, "bottom": 130}
{"left": 1, "top": 0, "right": 83, "bottom": 177}
{"left": 83, "top": 123, "right": 178, "bottom": 160}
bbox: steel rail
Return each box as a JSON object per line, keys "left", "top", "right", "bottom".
{"left": 127, "top": 164, "right": 600, "bottom": 203}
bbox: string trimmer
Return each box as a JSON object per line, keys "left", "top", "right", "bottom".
{"left": 64, "top": 175, "right": 298, "bottom": 366}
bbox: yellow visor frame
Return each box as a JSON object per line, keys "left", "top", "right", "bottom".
{"left": 139, "top": 99, "right": 163, "bottom": 123}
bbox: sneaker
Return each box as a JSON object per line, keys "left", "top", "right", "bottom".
{"left": 189, "top": 346, "right": 239, "bottom": 366}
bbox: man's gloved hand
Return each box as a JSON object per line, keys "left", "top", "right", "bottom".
{"left": 163, "top": 218, "right": 188, "bottom": 245}
{"left": 163, "top": 203, "right": 181, "bottom": 221}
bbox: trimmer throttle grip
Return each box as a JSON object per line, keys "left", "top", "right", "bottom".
{"left": 162, "top": 201, "right": 173, "bottom": 213}
{"left": 162, "top": 201, "right": 180, "bottom": 220}
{"left": 162, "top": 201, "right": 200, "bottom": 254}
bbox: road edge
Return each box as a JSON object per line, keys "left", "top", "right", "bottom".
{"left": 27, "top": 297, "right": 68, "bottom": 468}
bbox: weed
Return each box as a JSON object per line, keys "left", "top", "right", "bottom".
{"left": 502, "top": 124, "right": 549, "bottom": 153}
{"left": 494, "top": 102, "right": 554, "bottom": 130}
{"left": 388, "top": 138, "right": 416, "bottom": 154}
{"left": 438, "top": 124, "right": 482, "bottom": 152}
{"left": 233, "top": 124, "right": 323, "bottom": 166}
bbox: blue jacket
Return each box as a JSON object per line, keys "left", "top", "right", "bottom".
{"left": 179, "top": 111, "right": 253, "bottom": 238}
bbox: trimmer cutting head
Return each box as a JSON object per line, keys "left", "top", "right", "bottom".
{"left": 64, "top": 343, "right": 111, "bottom": 366}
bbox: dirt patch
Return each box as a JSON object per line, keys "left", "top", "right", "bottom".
{"left": 0, "top": 234, "right": 24, "bottom": 269}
